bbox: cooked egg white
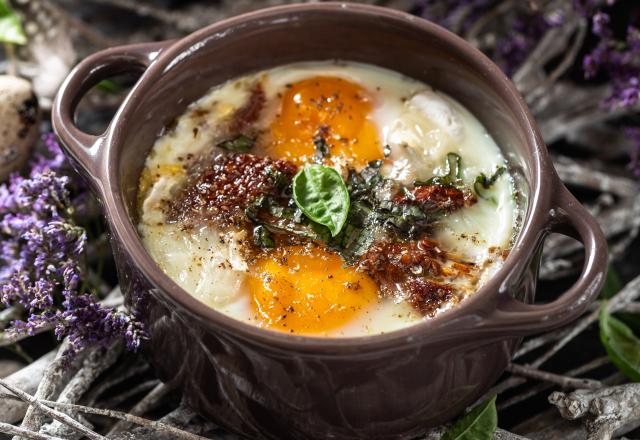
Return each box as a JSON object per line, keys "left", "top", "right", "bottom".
{"left": 138, "top": 61, "right": 518, "bottom": 337}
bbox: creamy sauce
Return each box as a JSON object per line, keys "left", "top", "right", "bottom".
{"left": 138, "top": 61, "right": 518, "bottom": 337}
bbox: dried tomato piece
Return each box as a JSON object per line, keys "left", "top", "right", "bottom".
{"left": 358, "top": 238, "right": 445, "bottom": 283}
{"left": 394, "top": 184, "right": 471, "bottom": 213}
{"left": 405, "top": 278, "right": 454, "bottom": 316}
{"left": 166, "top": 153, "right": 297, "bottom": 227}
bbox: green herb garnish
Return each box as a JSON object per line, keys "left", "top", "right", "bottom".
{"left": 292, "top": 164, "right": 350, "bottom": 237}
{"left": 474, "top": 166, "right": 506, "bottom": 202}
{"left": 217, "top": 134, "right": 255, "bottom": 153}
{"left": 248, "top": 157, "right": 469, "bottom": 263}
{"left": 252, "top": 225, "right": 275, "bottom": 248}
{"left": 416, "top": 152, "right": 463, "bottom": 187}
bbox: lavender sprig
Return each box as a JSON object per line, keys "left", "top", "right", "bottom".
{"left": 0, "top": 134, "right": 146, "bottom": 357}
{"left": 583, "top": 14, "right": 640, "bottom": 109}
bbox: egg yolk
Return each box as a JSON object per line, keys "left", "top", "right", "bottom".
{"left": 246, "top": 245, "right": 378, "bottom": 334}
{"left": 268, "top": 76, "right": 383, "bottom": 168}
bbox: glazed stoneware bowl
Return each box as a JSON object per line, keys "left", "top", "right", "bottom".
{"left": 52, "top": 3, "right": 607, "bottom": 439}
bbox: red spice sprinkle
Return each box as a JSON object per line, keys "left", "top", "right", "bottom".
{"left": 166, "top": 153, "right": 297, "bottom": 227}
{"left": 394, "top": 184, "right": 474, "bottom": 213}
{"left": 358, "top": 239, "right": 457, "bottom": 316}
{"left": 405, "top": 278, "right": 454, "bottom": 316}
{"left": 358, "top": 239, "right": 445, "bottom": 284}
{"left": 229, "top": 83, "right": 266, "bottom": 134}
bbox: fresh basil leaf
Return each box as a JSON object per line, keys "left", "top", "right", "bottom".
{"left": 416, "top": 152, "right": 463, "bottom": 187}
{"left": 474, "top": 166, "right": 506, "bottom": 202}
{"left": 292, "top": 164, "right": 350, "bottom": 237}
{"left": 600, "top": 265, "right": 622, "bottom": 299}
{"left": 0, "top": 0, "right": 25, "bottom": 45}
{"left": 252, "top": 225, "right": 274, "bottom": 248}
{"left": 217, "top": 134, "right": 255, "bottom": 153}
{"left": 442, "top": 395, "right": 497, "bottom": 440}
{"left": 599, "top": 302, "right": 640, "bottom": 381}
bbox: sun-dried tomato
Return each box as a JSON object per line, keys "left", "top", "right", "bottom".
{"left": 394, "top": 184, "right": 472, "bottom": 213}
{"left": 166, "top": 153, "right": 297, "bottom": 227}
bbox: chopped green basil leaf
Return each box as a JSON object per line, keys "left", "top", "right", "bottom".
{"left": 253, "top": 225, "right": 275, "bottom": 248}
{"left": 474, "top": 166, "right": 506, "bottom": 202}
{"left": 292, "top": 164, "right": 350, "bottom": 237}
{"left": 217, "top": 134, "right": 255, "bottom": 153}
{"left": 416, "top": 152, "right": 463, "bottom": 187}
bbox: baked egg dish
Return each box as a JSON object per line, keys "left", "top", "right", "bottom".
{"left": 137, "top": 61, "right": 518, "bottom": 336}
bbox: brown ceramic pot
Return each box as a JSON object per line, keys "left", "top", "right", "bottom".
{"left": 52, "top": 3, "right": 608, "bottom": 439}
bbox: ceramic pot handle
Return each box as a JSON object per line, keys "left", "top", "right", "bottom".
{"left": 482, "top": 182, "right": 607, "bottom": 338}
{"left": 52, "top": 41, "right": 170, "bottom": 181}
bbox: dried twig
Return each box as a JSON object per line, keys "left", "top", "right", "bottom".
{"left": 84, "top": 358, "right": 150, "bottom": 406}
{"left": 513, "top": 327, "right": 573, "bottom": 360}
{"left": 0, "top": 379, "right": 106, "bottom": 440}
{"left": 507, "top": 363, "right": 603, "bottom": 390}
{"left": 550, "top": 384, "right": 640, "bottom": 440}
{"left": 99, "top": 379, "right": 160, "bottom": 409}
{"left": 18, "top": 340, "right": 82, "bottom": 437}
{"left": 107, "top": 403, "right": 217, "bottom": 440}
{"left": 0, "top": 393, "right": 210, "bottom": 440}
{"left": 0, "top": 351, "right": 57, "bottom": 424}
{"left": 553, "top": 155, "right": 637, "bottom": 198}
{"left": 107, "top": 382, "right": 171, "bottom": 435}
{"left": 0, "top": 422, "right": 65, "bottom": 440}
{"left": 499, "top": 357, "right": 612, "bottom": 411}
{"left": 0, "top": 324, "right": 55, "bottom": 348}
{"left": 41, "top": 342, "right": 123, "bottom": 438}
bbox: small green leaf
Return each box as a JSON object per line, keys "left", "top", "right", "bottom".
{"left": 217, "top": 134, "right": 255, "bottom": 153}
{"left": 474, "top": 166, "right": 506, "bottom": 202}
{"left": 415, "top": 152, "right": 463, "bottom": 187}
{"left": 292, "top": 164, "right": 350, "bottom": 237}
{"left": 96, "top": 79, "right": 125, "bottom": 93}
{"left": 442, "top": 395, "right": 497, "bottom": 440}
{"left": 600, "top": 265, "right": 622, "bottom": 299}
{"left": 617, "top": 313, "right": 640, "bottom": 334}
{"left": 0, "top": 1, "right": 26, "bottom": 45}
{"left": 252, "top": 225, "right": 275, "bottom": 248}
{"left": 599, "top": 301, "right": 640, "bottom": 382}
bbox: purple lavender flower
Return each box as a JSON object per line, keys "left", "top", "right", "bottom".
{"left": 415, "top": 1, "right": 563, "bottom": 75}
{"left": 582, "top": 11, "right": 640, "bottom": 110}
{"left": 592, "top": 11, "right": 611, "bottom": 37}
{"left": 0, "top": 134, "right": 147, "bottom": 358}
{"left": 30, "top": 132, "right": 67, "bottom": 176}
{"left": 494, "top": 12, "right": 556, "bottom": 76}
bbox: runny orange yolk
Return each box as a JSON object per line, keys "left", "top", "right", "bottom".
{"left": 268, "top": 76, "right": 384, "bottom": 168}
{"left": 246, "top": 245, "right": 378, "bottom": 334}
